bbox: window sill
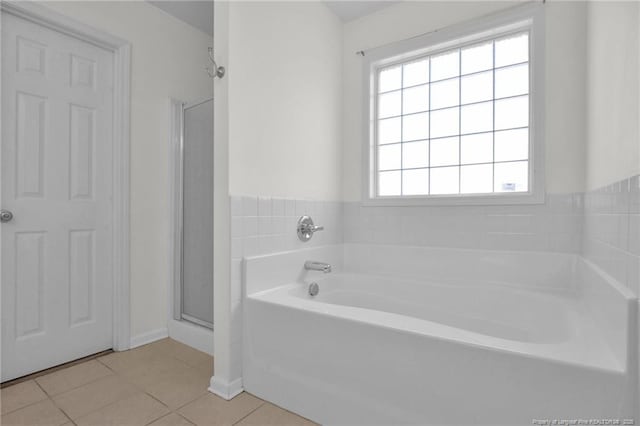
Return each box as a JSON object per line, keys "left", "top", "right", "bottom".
{"left": 360, "top": 190, "right": 545, "bottom": 207}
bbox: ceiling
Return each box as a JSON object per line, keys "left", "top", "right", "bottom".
{"left": 147, "top": 1, "right": 213, "bottom": 37}
{"left": 146, "top": 0, "right": 399, "bottom": 36}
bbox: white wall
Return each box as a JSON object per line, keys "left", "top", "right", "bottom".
{"left": 227, "top": 1, "right": 343, "bottom": 201}
{"left": 586, "top": 1, "right": 640, "bottom": 190}
{"left": 342, "top": 1, "right": 587, "bottom": 201}
{"left": 212, "top": 0, "right": 343, "bottom": 396}
{"left": 41, "top": 1, "right": 213, "bottom": 340}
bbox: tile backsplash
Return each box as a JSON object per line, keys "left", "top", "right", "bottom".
{"left": 583, "top": 175, "right": 640, "bottom": 295}
{"left": 230, "top": 196, "right": 342, "bottom": 263}
{"left": 344, "top": 194, "right": 583, "bottom": 253}
{"left": 230, "top": 180, "right": 638, "bottom": 296}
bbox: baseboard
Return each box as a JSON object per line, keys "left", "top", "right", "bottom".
{"left": 168, "top": 319, "right": 214, "bottom": 355}
{"left": 129, "top": 327, "right": 169, "bottom": 349}
{"left": 209, "top": 376, "right": 243, "bottom": 400}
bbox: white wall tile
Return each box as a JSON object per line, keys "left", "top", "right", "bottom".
{"left": 272, "top": 197, "right": 285, "bottom": 216}
{"left": 285, "top": 199, "right": 296, "bottom": 217}
{"left": 231, "top": 197, "right": 243, "bottom": 217}
{"left": 343, "top": 193, "right": 583, "bottom": 253}
{"left": 258, "top": 216, "right": 273, "bottom": 236}
{"left": 243, "top": 236, "right": 260, "bottom": 257}
{"left": 583, "top": 175, "right": 640, "bottom": 295}
{"left": 231, "top": 217, "right": 243, "bottom": 238}
{"left": 242, "top": 216, "right": 258, "bottom": 237}
{"left": 242, "top": 195, "right": 258, "bottom": 217}
{"left": 231, "top": 238, "right": 243, "bottom": 260}
{"left": 230, "top": 195, "right": 343, "bottom": 261}
{"left": 230, "top": 177, "right": 637, "bottom": 292}
{"left": 258, "top": 196, "right": 272, "bottom": 217}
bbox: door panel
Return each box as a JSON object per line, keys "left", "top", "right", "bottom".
{"left": 14, "top": 231, "right": 46, "bottom": 338}
{"left": 69, "top": 230, "right": 95, "bottom": 326}
{"left": 1, "top": 12, "right": 114, "bottom": 382}
{"left": 69, "top": 105, "right": 95, "bottom": 200}
{"left": 15, "top": 92, "right": 46, "bottom": 198}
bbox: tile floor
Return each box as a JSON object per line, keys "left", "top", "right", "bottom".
{"left": 1, "top": 338, "right": 317, "bottom": 426}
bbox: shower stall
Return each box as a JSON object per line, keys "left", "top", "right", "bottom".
{"left": 170, "top": 98, "right": 214, "bottom": 330}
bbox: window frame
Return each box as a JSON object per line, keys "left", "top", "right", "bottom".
{"left": 362, "top": 4, "right": 545, "bottom": 206}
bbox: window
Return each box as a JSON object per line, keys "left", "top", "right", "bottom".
{"left": 364, "top": 5, "right": 544, "bottom": 205}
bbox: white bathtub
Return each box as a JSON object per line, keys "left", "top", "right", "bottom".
{"left": 243, "top": 244, "right": 637, "bottom": 425}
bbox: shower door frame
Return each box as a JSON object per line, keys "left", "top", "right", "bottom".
{"left": 169, "top": 98, "right": 214, "bottom": 330}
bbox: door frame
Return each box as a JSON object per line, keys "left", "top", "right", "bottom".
{"left": 1, "top": 1, "right": 132, "bottom": 351}
{"left": 169, "top": 99, "right": 185, "bottom": 324}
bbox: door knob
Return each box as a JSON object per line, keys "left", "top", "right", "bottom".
{"left": 0, "top": 210, "right": 13, "bottom": 223}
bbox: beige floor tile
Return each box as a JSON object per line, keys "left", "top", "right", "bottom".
{"left": 52, "top": 375, "right": 139, "bottom": 419}
{"left": 194, "top": 358, "right": 214, "bottom": 377}
{"left": 171, "top": 346, "right": 213, "bottom": 375}
{"left": 169, "top": 343, "right": 213, "bottom": 374}
{"left": 148, "top": 412, "right": 195, "bottom": 426}
{"left": 117, "top": 354, "right": 192, "bottom": 387}
{"left": 35, "top": 360, "right": 114, "bottom": 396}
{"left": 178, "top": 392, "right": 263, "bottom": 426}
{"left": 0, "top": 380, "right": 48, "bottom": 414}
{"left": 140, "top": 338, "right": 179, "bottom": 354}
{"left": 1, "top": 399, "right": 69, "bottom": 426}
{"left": 235, "top": 403, "right": 318, "bottom": 426}
{"left": 144, "top": 339, "right": 214, "bottom": 375}
{"left": 124, "top": 362, "right": 210, "bottom": 410}
{"left": 74, "top": 392, "right": 169, "bottom": 426}
{"left": 2, "top": 342, "right": 319, "bottom": 426}
{"left": 97, "top": 345, "right": 168, "bottom": 374}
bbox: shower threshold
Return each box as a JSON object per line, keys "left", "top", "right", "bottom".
{"left": 181, "top": 313, "right": 213, "bottom": 330}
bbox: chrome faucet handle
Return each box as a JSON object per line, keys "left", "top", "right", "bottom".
{"left": 297, "top": 216, "right": 324, "bottom": 242}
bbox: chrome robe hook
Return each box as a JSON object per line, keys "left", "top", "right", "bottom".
{"left": 207, "top": 47, "right": 225, "bottom": 79}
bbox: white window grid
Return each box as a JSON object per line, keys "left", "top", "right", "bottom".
{"left": 373, "top": 30, "right": 532, "bottom": 198}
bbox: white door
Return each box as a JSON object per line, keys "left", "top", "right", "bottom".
{"left": 1, "top": 12, "right": 114, "bottom": 382}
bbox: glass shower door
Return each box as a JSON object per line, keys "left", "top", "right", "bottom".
{"left": 180, "top": 98, "right": 214, "bottom": 328}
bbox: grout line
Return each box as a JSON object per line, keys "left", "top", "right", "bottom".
{"left": 140, "top": 405, "right": 171, "bottom": 426}
{"left": 0, "top": 393, "right": 49, "bottom": 417}
{"left": 49, "top": 396, "right": 75, "bottom": 425}
{"left": 68, "top": 390, "right": 152, "bottom": 425}
{"left": 173, "top": 412, "right": 195, "bottom": 426}
{"left": 231, "top": 400, "right": 267, "bottom": 425}
{"left": 0, "top": 382, "right": 72, "bottom": 419}
{"left": 142, "top": 390, "right": 173, "bottom": 411}
{"left": 143, "top": 412, "right": 173, "bottom": 426}
{"left": 144, "top": 412, "right": 194, "bottom": 426}
{"left": 38, "top": 371, "right": 116, "bottom": 399}
{"left": 95, "top": 357, "right": 119, "bottom": 374}
{"left": 171, "top": 386, "right": 210, "bottom": 412}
